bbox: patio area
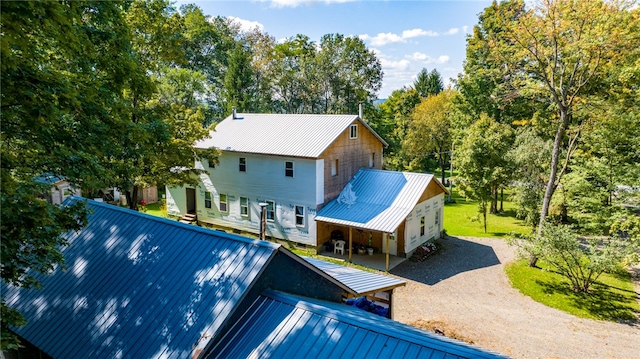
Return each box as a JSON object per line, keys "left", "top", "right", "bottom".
{"left": 318, "top": 249, "right": 408, "bottom": 272}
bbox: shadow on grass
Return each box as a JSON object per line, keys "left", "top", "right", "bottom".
{"left": 390, "top": 236, "right": 500, "bottom": 286}
{"left": 536, "top": 278, "right": 640, "bottom": 323}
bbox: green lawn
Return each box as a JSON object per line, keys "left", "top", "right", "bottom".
{"left": 506, "top": 259, "right": 640, "bottom": 321}
{"left": 143, "top": 202, "right": 168, "bottom": 218}
{"left": 444, "top": 189, "right": 531, "bottom": 238}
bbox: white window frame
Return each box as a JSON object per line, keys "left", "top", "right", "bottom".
{"left": 219, "top": 193, "right": 228, "bottom": 213}
{"left": 240, "top": 196, "right": 249, "bottom": 217}
{"left": 295, "top": 205, "right": 305, "bottom": 227}
{"left": 350, "top": 124, "right": 358, "bottom": 139}
{"left": 285, "top": 161, "right": 294, "bottom": 177}
{"left": 369, "top": 152, "right": 375, "bottom": 167}
{"left": 205, "top": 191, "right": 212, "bottom": 209}
{"left": 266, "top": 200, "right": 275, "bottom": 221}
{"left": 435, "top": 210, "right": 440, "bottom": 226}
{"left": 239, "top": 157, "right": 246, "bottom": 172}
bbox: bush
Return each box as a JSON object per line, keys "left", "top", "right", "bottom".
{"left": 509, "top": 223, "right": 634, "bottom": 293}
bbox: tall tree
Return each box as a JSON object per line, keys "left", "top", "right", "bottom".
{"left": 404, "top": 90, "right": 455, "bottom": 183}
{"left": 487, "top": 0, "right": 636, "bottom": 250}
{"left": 456, "top": 115, "right": 514, "bottom": 232}
{"left": 223, "top": 42, "right": 257, "bottom": 114}
{"left": 413, "top": 68, "right": 444, "bottom": 98}
{"left": 1, "top": 0, "right": 134, "bottom": 348}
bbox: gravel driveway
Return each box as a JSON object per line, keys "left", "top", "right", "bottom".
{"left": 390, "top": 236, "right": 640, "bottom": 359}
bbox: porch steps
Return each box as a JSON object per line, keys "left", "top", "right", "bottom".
{"left": 179, "top": 213, "right": 197, "bottom": 224}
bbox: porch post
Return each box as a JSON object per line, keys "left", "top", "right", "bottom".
{"left": 348, "top": 227, "right": 353, "bottom": 262}
{"left": 385, "top": 232, "right": 390, "bottom": 272}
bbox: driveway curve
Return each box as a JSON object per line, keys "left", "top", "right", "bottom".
{"left": 390, "top": 236, "right": 640, "bottom": 359}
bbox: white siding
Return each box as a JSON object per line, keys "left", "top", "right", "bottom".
{"left": 167, "top": 152, "right": 319, "bottom": 245}
{"left": 315, "top": 159, "right": 324, "bottom": 206}
{"left": 404, "top": 193, "right": 445, "bottom": 254}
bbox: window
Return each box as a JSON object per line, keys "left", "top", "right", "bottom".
{"left": 435, "top": 210, "right": 440, "bottom": 226}
{"left": 240, "top": 197, "right": 249, "bottom": 217}
{"left": 350, "top": 124, "right": 358, "bottom": 139}
{"left": 331, "top": 159, "right": 338, "bottom": 177}
{"left": 266, "top": 200, "right": 275, "bottom": 221}
{"left": 285, "top": 161, "right": 294, "bottom": 177}
{"left": 205, "top": 192, "right": 212, "bottom": 208}
{"left": 239, "top": 157, "right": 246, "bottom": 172}
{"left": 369, "top": 152, "right": 375, "bottom": 168}
{"left": 219, "top": 194, "right": 228, "bottom": 212}
{"left": 295, "top": 205, "right": 305, "bottom": 226}
{"left": 420, "top": 216, "right": 425, "bottom": 236}
{"left": 208, "top": 159, "right": 215, "bottom": 168}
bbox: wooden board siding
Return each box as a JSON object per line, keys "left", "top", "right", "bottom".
{"left": 319, "top": 119, "right": 384, "bottom": 206}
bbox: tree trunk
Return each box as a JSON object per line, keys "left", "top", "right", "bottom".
{"left": 126, "top": 186, "right": 139, "bottom": 211}
{"left": 490, "top": 186, "right": 498, "bottom": 214}
{"left": 440, "top": 161, "right": 446, "bottom": 187}
{"left": 532, "top": 107, "right": 570, "bottom": 267}
{"left": 483, "top": 204, "right": 487, "bottom": 233}
{"left": 500, "top": 187, "right": 504, "bottom": 212}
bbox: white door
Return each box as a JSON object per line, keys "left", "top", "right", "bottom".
{"left": 382, "top": 231, "right": 398, "bottom": 256}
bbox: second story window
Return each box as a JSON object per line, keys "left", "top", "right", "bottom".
{"left": 331, "top": 159, "right": 338, "bottom": 177}
{"left": 285, "top": 161, "right": 294, "bottom": 177}
{"left": 266, "top": 200, "right": 275, "bottom": 221}
{"left": 369, "top": 152, "right": 375, "bottom": 168}
{"left": 239, "top": 157, "right": 246, "bottom": 172}
{"left": 219, "top": 194, "right": 228, "bottom": 213}
{"left": 350, "top": 124, "right": 358, "bottom": 139}
{"left": 420, "top": 216, "right": 425, "bottom": 236}
{"left": 205, "top": 192, "right": 212, "bottom": 208}
{"left": 240, "top": 196, "right": 249, "bottom": 217}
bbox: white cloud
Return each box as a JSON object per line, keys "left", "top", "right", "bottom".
{"left": 267, "top": 0, "right": 355, "bottom": 8}
{"left": 227, "top": 16, "right": 264, "bottom": 33}
{"left": 405, "top": 53, "right": 450, "bottom": 64}
{"left": 462, "top": 25, "right": 470, "bottom": 34}
{"left": 360, "top": 33, "right": 404, "bottom": 46}
{"left": 402, "top": 28, "right": 438, "bottom": 38}
{"left": 380, "top": 58, "right": 410, "bottom": 70}
{"left": 435, "top": 55, "right": 450, "bottom": 64}
{"left": 408, "top": 52, "right": 429, "bottom": 61}
{"left": 444, "top": 28, "right": 459, "bottom": 35}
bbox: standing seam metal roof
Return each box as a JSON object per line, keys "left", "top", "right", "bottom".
{"left": 194, "top": 113, "right": 387, "bottom": 158}
{"left": 302, "top": 256, "right": 405, "bottom": 295}
{"left": 3, "top": 198, "right": 280, "bottom": 359}
{"left": 315, "top": 168, "right": 445, "bottom": 233}
{"left": 206, "top": 289, "right": 507, "bottom": 359}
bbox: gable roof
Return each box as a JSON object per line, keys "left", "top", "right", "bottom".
{"left": 206, "top": 289, "right": 506, "bottom": 359}
{"left": 3, "top": 199, "right": 281, "bottom": 359}
{"left": 194, "top": 113, "right": 387, "bottom": 158}
{"left": 315, "top": 169, "right": 447, "bottom": 233}
{"left": 302, "top": 256, "right": 405, "bottom": 296}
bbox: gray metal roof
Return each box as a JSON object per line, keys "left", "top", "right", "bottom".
{"left": 302, "top": 256, "right": 405, "bottom": 295}
{"left": 3, "top": 198, "right": 279, "bottom": 359}
{"left": 315, "top": 168, "right": 446, "bottom": 233}
{"left": 194, "top": 113, "right": 387, "bottom": 158}
{"left": 206, "top": 289, "right": 507, "bottom": 359}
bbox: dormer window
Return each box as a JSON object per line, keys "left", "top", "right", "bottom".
{"left": 349, "top": 124, "right": 358, "bottom": 139}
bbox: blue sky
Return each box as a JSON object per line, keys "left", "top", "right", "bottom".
{"left": 175, "top": 0, "right": 493, "bottom": 98}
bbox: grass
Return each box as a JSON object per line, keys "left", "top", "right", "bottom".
{"left": 506, "top": 259, "right": 640, "bottom": 322}
{"left": 143, "top": 202, "right": 168, "bottom": 218}
{"left": 444, "top": 189, "right": 531, "bottom": 238}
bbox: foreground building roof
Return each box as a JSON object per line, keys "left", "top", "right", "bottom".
{"left": 194, "top": 113, "right": 387, "bottom": 158}
{"left": 206, "top": 289, "right": 505, "bottom": 359}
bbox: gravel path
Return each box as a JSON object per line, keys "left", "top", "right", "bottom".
{"left": 390, "top": 236, "right": 640, "bottom": 359}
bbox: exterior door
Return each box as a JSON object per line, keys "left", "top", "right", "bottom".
{"left": 382, "top": 231, "right": 398, "bottom": 256}
{"left": 186, "top": 188, "right": 196, "bottom": 214}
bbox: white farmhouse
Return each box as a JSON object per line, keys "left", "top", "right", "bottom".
{"left": 166, "top": 111, "right": 447, "bottom": 264}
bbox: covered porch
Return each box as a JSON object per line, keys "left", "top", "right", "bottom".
{"left": 316, "top": 248, "right": 407, "bottom": 272}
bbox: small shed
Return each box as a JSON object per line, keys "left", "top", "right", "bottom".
{"left": 35, "top": 174, "right": 81, "bottom": 205}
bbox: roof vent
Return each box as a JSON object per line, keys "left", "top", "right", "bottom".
{"left": 232, "top": 107, "right": 237, "bottom": 120}
{"left": 359, "top": 103, "right": 363, "bottom": 120}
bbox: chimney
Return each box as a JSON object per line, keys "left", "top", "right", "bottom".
{"left": 358, "top": 103, "right": 363, "bottom": 119}
{"left": 232, "top": 107, "right": 236, "bottom": 120}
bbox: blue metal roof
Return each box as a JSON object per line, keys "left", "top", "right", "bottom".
{"left": 302, "top": 257, "right": 405, "bottom": 295}
{"left": 3, "top": 198, "right": 280, "bottom": 359}
{"left": 206, "top": 289, "right": 507, "bottom": 359}
{"left": 316, "top": 169, "right": 447, "bottom": 233}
